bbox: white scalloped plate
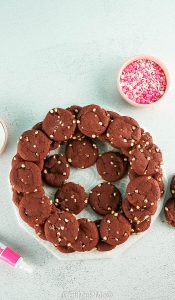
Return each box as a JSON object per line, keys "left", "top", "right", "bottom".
{"left": 11, "top": 135, "right": 167, "bottom": 261}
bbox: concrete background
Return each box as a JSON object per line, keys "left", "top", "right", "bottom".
{"left": 1, "top": 1, "right": 175, "bottom": 299}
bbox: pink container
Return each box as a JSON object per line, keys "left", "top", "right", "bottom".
{"left": 117, "top": 55, "right": 170, "bottom": 107}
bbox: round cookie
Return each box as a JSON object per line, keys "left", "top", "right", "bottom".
{"left": 122, "top": 198, "right": 157, "bottom": 224}
{"left": 77, "top": 104, "right": 110, "bottom": 138}
{"left": 132, "top": 217, "right": 151, "bottom": 233}
{"left": 89, "top": 182, "right": 121, "bottom": 215}
{"left": 67, "top": 105, "right": 82, "bottom": 118}
{"left": 100, "top": 213, "right": 131, "bottom": 246}
{"left": 10, "top": 161, "right": 42, "bottom": 193}
{"left": 65, "top": 138, "right": 98, "bottom": 169}
{"left": 44, "top": 210, "right": 79, "bottom": 246}
{"left": 107, "top": 116, "right": 141, "bottom": 148}
{"left": 96, "top": 151, "right": 128, "bottom": 182}
{"left": 55, "top": 244, "right": 75, "bottom": 254}
{"left": 19, "top": 194, "right": 52, "bottom": 228}
{"left": 164, "top": 198, "right": 175, "bottom": 227}
{"left": 55, "top": 182, "right": 87, "bottom": 215}
{"left": 129, "top": 144, "right": 163, "bottom": 176}
{"left": 17, "top": 129, "right": 51, "bottom": 162}
{"left": 34, "top": 223, "right": 47, "bottom": 240}
{"left": 42, "top": 108, "right": 76, "bottom": 142}
{"left": 170, "top": 175, "right": 175, "bottom": 197}
{"left": 71, "top": 218, "right": 99, "bottom": 252}
{"left": 126, "top": 176, "right": 160, "bottom": 209}
{"left": 42, "top": 154, "right": 70, "bottom": 187}
{"left": 12, "top": 153, "right": 44, "bottom": 170}
{"left": 12, "top": 190, "right": 24, "bottom": 207}
{"left": 32, "top": 122, "right": 60, "bottom": 151}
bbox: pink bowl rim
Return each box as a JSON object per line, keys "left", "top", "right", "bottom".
{"left": 117, "top": 54, "right": 170, "bottom": 107}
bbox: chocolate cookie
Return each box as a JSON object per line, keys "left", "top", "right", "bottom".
{"left": 12, "top": 190, "right": 24, "bottom": 207}
{"left": 32, "top": 122, "right": 60, "bottom": 151}
{"left": 122, "top": 198, "right": 157, "bottom": 224}
{"left": 67, "top": 105, "right": 82, "bottom": 118}
{"left": 128, "top": 168, "right": 164, "bottom": 196}
{"left": 126, "top": 176, "right": 160, "bottom": 209}
{"left": 12, "top": 153, "right": 44, "bottom": 170}
{"left": 129, "top": 144, "right": 163, "bottom": 176}
{"left": 10, "top": 161, "right": 42, "bottom": 193}
{"left": 71, "top": 128, "right": 85, "bottom": 141}
{"left": 164, "top": 198, "right": 175, "bottom": 227}
{"left": 95, "top": 220, "right": 116, "bottom": 252}
{"left": 77, "top": 104, "right": 110, "bottom": 138}
{"left": 42, "top": 108, "right": 76, "bottom": 142}
{"left": 17, "top": 129, "right": 51, "bottom": 162}
{"left": 44, "top": 210, "right": 79, "bottom": 246}
{"left": 100, "top": 213, "right": 131, "bottom": 246}
{"left": 107, "top": 116, "right": 141, "bottom": 148}
{"left": 42, "top": 154, "right": 70, "bottom": 187}
{"left": 65, "top": 138, "right": 98, "bottom": 169}
{"left": 55, "top": 182, "right": 87, "bottom": 215}
{"left": 98, "top": 111, "right": 120, "bottom": 143}
{"left": 128, "top": 168, "right": 139, "bottom": 180}
{"left": 34, "top": 223, "right": 47, "bottom": 240}
{"left": 153, "top": 170, "right": 164, "bottom": 196}
{"left": 170, "top": 175, "right": 175, "bottom": 197}
{"left": 132, "top": 217, "right": 151, "bottom": 233}
{"left": 19, "top": 194, "right": 52, "bottom": 227}
{"left": 89, "top": 182, "right": 121, "bottom": 215}
{"left": 55, "top": 243, "right": 75, "bottom": 253}
{"left": 135, "top": 131, "right": 153, "bottom": 150}
{"left": 71, "top": 218, "right": 99, "bottom": 252}
{"left": 96, "top": 151, "right": 128, "bottom": 182}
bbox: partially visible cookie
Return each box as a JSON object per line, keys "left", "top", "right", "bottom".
{"left": 89, "top": 182, "right": 121, "bottom": 215}
{"left": 19, "top": 193, "right": 52, "bottom": 228}
{"left": 71, "top": 218, "right": 99, "bottom": 252}
{"left": 164, "top": 198, "right": 175, "bottom": 227}
{"left": 122, "top": 198, "right": 157, "bottom": 224}
{"left": 126, "top": 176, "right": 160, "bottom": 209}
{"left": 170, "top": 175, "right": 175, "bottom": 197}
{"left": 132, "top": 217, "right": 151, "bottom": 233}
{"left": 96, "top": 151, "right": 128, "bottom": 182}
{"left": 77, "top": 104, "right": 110, "bottom": 138}
{"left": 12, "top": 153, "right": 44, "bottom": 170}
{"left": 98, "top": 111, "right": 120, "bottom": 143}
{"left": 65, "top": 138, "right": 98, "bottom": 168}
{"left": 32, "top": 122, "right": 60, "bottom": 151}
{"left": 42, "top": 154, "right": 70, "bottom": 187}
{"left": 67, "top": 105, "right": 82, "bottom": 118}
{"left": 129, "top": 144, "right": 163, "bottom": 176}
{"left": 12, "top": 190, "right": 24, "bottom": 207}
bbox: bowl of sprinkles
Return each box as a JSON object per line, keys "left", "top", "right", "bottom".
{"left": 117, "top": 55, "right": 169, "bottom": 107}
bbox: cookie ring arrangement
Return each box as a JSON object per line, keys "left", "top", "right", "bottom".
{"left": 10, "top": 104, "right": 165, "bottom": 254}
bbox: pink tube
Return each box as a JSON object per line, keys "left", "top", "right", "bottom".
{"left": 0, "top": 242, "right": 32, "bottom": 272}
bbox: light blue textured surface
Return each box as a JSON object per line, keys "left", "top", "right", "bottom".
{"left": 1, "top": 1, "right": 175, "bottom": 299}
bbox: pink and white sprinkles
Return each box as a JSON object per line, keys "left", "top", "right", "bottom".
{"left": 120, "top": 59, "right": 167, "bottom": 104}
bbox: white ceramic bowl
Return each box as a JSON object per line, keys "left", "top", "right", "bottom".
{"left": 117, "top": 55, "right": 170, "bottom": 107}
